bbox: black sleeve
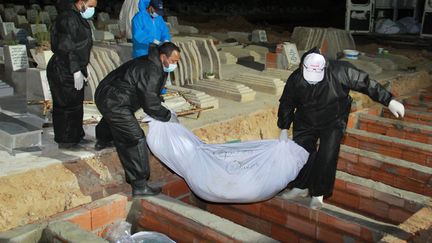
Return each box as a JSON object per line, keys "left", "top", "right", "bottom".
{"left": 51, "top": 13, "right": 81, "bottom": 74}
{"left": 277, "top": 76, "right": 296, "bottom": 130}
{"left": 135, "top": 65, "right": 171, "bottom": 121}
{"left": 344, "top": 63, "right": 393, "bottom": 106}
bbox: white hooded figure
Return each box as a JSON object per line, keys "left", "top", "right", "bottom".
{"left": 119, "top": 0, "right": 139, "bottom": 39}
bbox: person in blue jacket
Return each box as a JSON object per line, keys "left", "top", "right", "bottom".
{"left": 132, "top": 0, "right": 171, "bottom": 58}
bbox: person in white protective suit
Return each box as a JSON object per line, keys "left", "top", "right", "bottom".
{"left": 277, "top": 48, "right": 405, "bottom": 209}
{"left": 118, "top": 0, "right": 139, "bottom": 40}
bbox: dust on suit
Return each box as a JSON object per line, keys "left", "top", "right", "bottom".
{"left": 94, "top": 46, "right": 171, "bottom": 185}
{"left": 277, "top": 49, "right": 394, "bottom": 197}
{"left": 46, "top": 5, "right": 92, "bottom": 144}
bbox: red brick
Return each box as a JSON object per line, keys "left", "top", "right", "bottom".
{"left": 338, "top": 150, "right": 359, "bottom": 163}
{"left": 316, "top": 226, "right": 344, "bottom": 243}
{"left": 58, "top": 208, "right": 92, "bottom": 231}
{"left": 373, "top": 191, "right": 405, "bottom": 207}
{"left": 344, "top": 162, "right": 371, "bottom": 177}
{"left": 330, "top": 187, "right": 360, "bottom": 209}
{"left": 317, "top": 211, "right": 361, "bottom": 237}
{"left": 358, "top": 156, "right": 383, "bottom": 168}
{"left": 162, "top": 178, "right": 190, "bottom": 198}
{"left": 260, "top": 204, "right": 287, "bottom": 225}
{"left": 138, "top": 211, "right": 170, "bottom": 233}
{"left": 345, "top": 182, "right": 373, "bottom": 198}
{"left": 271, "top": 224, "right": 301, "bottom": 242}
{"left": 169, "top": 225, "right": 200, "bottom": 242}
{"left": 231, "top": 203, "right": 262, "bottom": 217}
{"left": 359, "top": 197, "right": 389, "bottom": 219}
{"left": 207, "top": 205, "right": 246, "bottom": 225}
{"left": 370, "top": 170, "right": 396, "bottom": 185}
{"left": 87, "top": 196, "right": 127, "bottom": 230}
{"left": 243, "top": 213, "right": 272, "bottom": 235}
{"left": 402, "top": 150, "right": 428, "bottom": 165}
{"left": 285, "top": 215, "right": 316, "bottom": 238}
{"left": 388, "top": 207, "right": 412, "bottom": 224}
{"left": 333, "top": 179, "right": 346, "bottom": 190}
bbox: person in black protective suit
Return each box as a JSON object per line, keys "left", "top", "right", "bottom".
{"left": 277, "top": 48, "right": 405, "bottom": 209}
{"left": 94, "top": 42, "right": 181, "bottom": 197}
{"left": 47, "top": 0, "right": 97, "bottom": 149}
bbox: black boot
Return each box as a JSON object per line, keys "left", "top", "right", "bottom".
{"left": 132, "top": 180, "right": 161, "bottom": 197}
{"left": 94, "top": 140, "right": 114, "bottom": 151}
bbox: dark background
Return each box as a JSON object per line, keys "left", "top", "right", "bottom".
{"left": 1, "top": 0, "right": 348, "bottom": 32}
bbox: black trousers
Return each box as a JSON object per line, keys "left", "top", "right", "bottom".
{"left": 46, "top": 60, "right": 85, "bottom": 144}
{"left": 95, "top": 113, "right": 150, "bottom": 184}
{"left": 290, "top": 115, "right": 349, "bottom": 197}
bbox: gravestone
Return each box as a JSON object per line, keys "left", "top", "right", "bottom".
{"left": 98, "top": 12, "right": 110, "bottom": 22}
{"left": 251, "top": 29, "right": 267, "bottom": 43}
{"left": 4, "top": 8, "right": 16, "bottom": 22}
{"left": 26, "top": 68, "right": 52, "bottom": 118}
{"left": 0, "top": 113, "right": 42, "bottom": 154}
{"left": 44, "top": 5, "right": 57, "bottom": 20}
{"left": 14, "top": 5, "right": 26, "bottom": 15}
{"left": 30, "top": 4, "right": 42, "bottom": 11}
{"left": 14, "top": 15, "right": 28, "bottom": 27}
{"left": 27, "top": 9, "right": 39, "bottom": 24}
{"left": 106, "top": 24, "right": 120, "bottom": 37}
{"left": 4, "top": 45, "right": 30, "bottom": 84}
{"left": 39, "top": 11, "right": 51, "bottom": 25}
{"left": 1, "top": 22, "right": 15, "bottom": 40}
{"left": 282, "top": 42, "right": 300, "bottom": 70}
{"left": 30, "top": 24, "right": 48, "bottom": 35}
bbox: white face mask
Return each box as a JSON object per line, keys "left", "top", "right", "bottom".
{"left": 163, "top": 63, "right": 177, "bottom": 73}
{"left": 150, "top": 12, "right": 159, "bottom": 18}
{"left": 80, "top": 5, "right": 95, "bottom": 19}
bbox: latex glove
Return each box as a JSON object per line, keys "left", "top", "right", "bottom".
{"left": 153, "top": 39, "right": 161, "bottom": 45}
{"left": 279, "top": 129, "right": 288, "bottom": 142}
{"left": 73, "top": 71, "right": 84, "bottom": 90}
{"left": 168, "top": 111, "right": 179, "bottom": 123}
{"left": 388, "top": 99, "right": 405, "bottom": 118}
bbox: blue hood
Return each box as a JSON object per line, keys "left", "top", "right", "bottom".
{"left": 138, "top": 0, "right": 150, "bottom": 11}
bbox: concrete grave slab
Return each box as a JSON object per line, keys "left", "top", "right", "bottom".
{"left": 191, "top": 79, "right": 256, "bottom": 102}
{"left": 227, "top": 73, "right": 285, "bottom": 95}
{"left": 0, "top": 113, "right": 42, "bottom": 153}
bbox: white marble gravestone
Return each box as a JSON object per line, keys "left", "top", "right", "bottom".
{"left": 1, "top": 22, "right": 15, "bottom": 39}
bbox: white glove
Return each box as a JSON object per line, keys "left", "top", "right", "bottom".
{"left": 73, "top": 71, "right": 84, "bottom": 90}
{"left": 279, "top": 129, "right": 288, "bottom": 142}
{"left": 388, "top": 99, "right": 405, "bottom": 118}
{"left": 153, "top": 39, "right": 161, "bottom": 45}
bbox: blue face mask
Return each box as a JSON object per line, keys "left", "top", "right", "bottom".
{"left": 80, "top": 7, "right": 95, "bottom": 19}
{"left": 163, "top": 63, "right": 177, "bottom": 73}
{"left": 151, "top": 12, "right": 159, "bottom": 18}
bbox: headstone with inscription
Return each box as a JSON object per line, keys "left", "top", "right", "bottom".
{"left": 1, "top": 22, "right": 16, "bottom": 40}
{"left": 3, "top": 45, "right": 30, "bottom": 83}
{"left": 282, "top": 42, "right": 301, "bottom": 70}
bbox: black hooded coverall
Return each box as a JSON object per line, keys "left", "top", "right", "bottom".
{"left": 46, "top": 5, "right": 92, "bottom": 144}
{"left": 94, "top": 46, "right": 171, "bottom": 186}
{"left": 277, "top": 50, "right": 393, "bottom": 197}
